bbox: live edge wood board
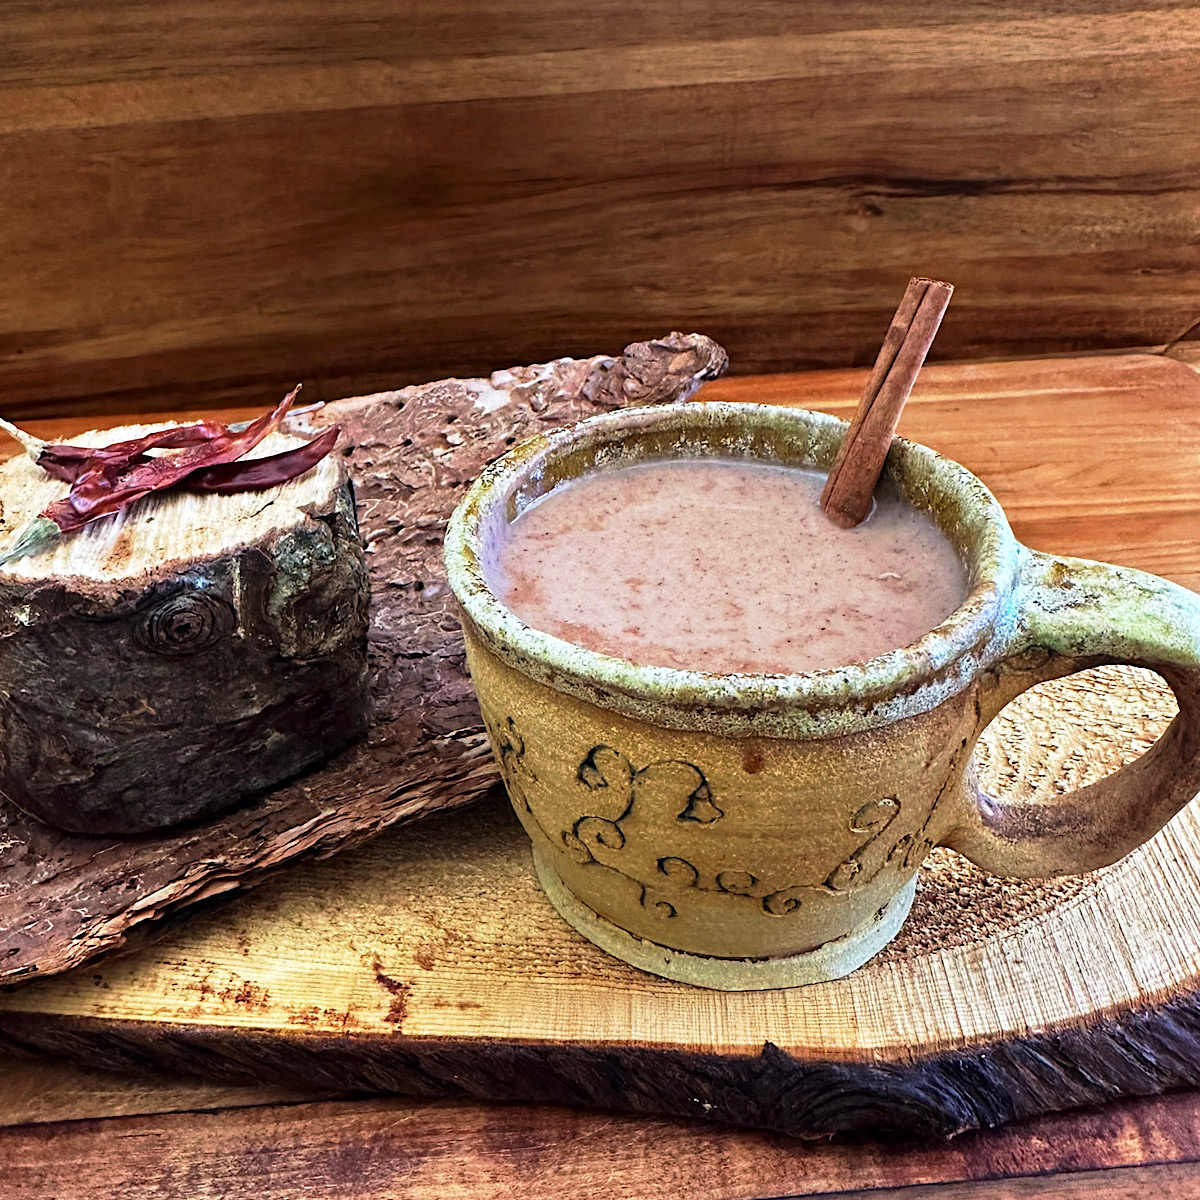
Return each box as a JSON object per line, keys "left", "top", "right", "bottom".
{"left": 2, "top": 351, "right": 1200, "bottom": 1140}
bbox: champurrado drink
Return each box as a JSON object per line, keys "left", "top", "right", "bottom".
{"left": 488, "top": 458, "right": 968, "bottom": 675}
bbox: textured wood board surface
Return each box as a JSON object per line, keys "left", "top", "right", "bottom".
{"left": 0, "top": 333, "right": 725, "bottom": 987}
{"left": 6, "top": 1056, "right": 1200, "bottom": 1199}
{"left": 0, "top": 1051, "right": 341, "bottom": 1128}
{"left": 0, "top": 662, "right": 1192, "bottom": 1139}
{"left": 703, "top": 352, "right": 1200, "bottom": 593}
{"left": 4, "top": 3, "right": 1200, "bottom": 419}
{"left": 3, "top": 350, "right": 1200, "bottom": 1143}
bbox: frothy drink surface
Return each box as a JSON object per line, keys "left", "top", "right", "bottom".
{"left": 490, "top": 459, "right": 968, "bottom": 675}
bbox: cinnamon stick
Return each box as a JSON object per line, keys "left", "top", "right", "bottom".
{"left": 820, "top": 277, "right": 954, "bottom": 528}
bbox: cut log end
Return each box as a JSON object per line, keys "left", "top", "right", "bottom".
{"left": 0, "top": 424, "right": 371, "bottom": 835}
{"left": 0, "top": 425, "right": 347, "bottom": 584}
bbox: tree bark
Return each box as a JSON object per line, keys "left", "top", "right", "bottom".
{"left": 0, "top": 432, "right": 370, "bottom": 834}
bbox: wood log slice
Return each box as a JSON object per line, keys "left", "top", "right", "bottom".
{"left": 0, "top": 427, "right": 371, "bottom": 834}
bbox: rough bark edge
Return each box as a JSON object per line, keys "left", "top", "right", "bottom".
{"left": 2, "top": 986, "right": 1200, "bottom": 1139}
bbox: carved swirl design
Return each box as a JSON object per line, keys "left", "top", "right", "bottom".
{"left": 576, "top": 816, "right": 625, "bottom": 852}
{"left": 762, "top": 886, "right": 807, "bottom": 917}
{"left": 491, "top": 728, "right": 928, "bottom": 926}
{"left": 137, "top": 592, "right": 235, "bottom": 656}
{"left": 850, "top": 797, "right": 900, "bottom": 835}
{"left": 824, "top": 794, "right": 904, "bottom": 893}
{"left": 482, "top": 713, "right": 537, "bottom": 815}
{"left": 716, "top": 870, "right": 757, "bottom": 896}
{"left": 659, "top": 856, "right": 700, "bottom": 885}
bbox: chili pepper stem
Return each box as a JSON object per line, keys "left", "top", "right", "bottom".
{"left": 227, "top": 397, "right": 321, "bottom": 434}
{"left": 0, "top": 516, "right": 61, "bottom": 568}
{"left": 0, "top": 417, "right": 47, "bottom": 462}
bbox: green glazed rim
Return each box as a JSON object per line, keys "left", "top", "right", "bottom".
{"left": 444, "top": 402, "right": 1021, "bottom": 738}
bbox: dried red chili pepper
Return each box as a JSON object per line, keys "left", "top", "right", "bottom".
{"left": 43, "top": 385, "right": 302, "bottom": 534}
{"left": 33, "top": 402, "right": 326, "bottom": 484}
{"left": 1, "top": 387, "right": 343, "bottom": 568}
{"left": 185, "top": 425, "right": 341, "bottom": 494}
{"left": 37, "top": 453, "right": 129, "bottom": 484}
{"left": 37, "top": 421, "right": 228, "bottom": 483}
{"left": 40, "top": 426, "right": 341, "bottom": 494}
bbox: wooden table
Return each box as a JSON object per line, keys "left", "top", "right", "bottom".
{"left": 7, "top": 1050, "right": 1200, "bottom": 1199}
{"left": 5, "top": 352, "right": 1200, "bottom": 1197}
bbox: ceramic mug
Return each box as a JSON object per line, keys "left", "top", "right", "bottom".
{"left": 444, "top": 402, "right": 1200, "bottom": 990}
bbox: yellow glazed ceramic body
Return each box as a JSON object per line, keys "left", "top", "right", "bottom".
{"left": 445, "top": 403, "right": 1200, "bottom": 990}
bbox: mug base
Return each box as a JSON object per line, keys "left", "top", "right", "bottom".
{"left": 532, "top": 849, "right": 916, "bottom": 991}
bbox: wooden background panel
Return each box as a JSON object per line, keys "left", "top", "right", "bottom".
{"left": 2, "top": 3, "right": 1199, "bottom": 418}
{"left": 9, "top": 1, "right": 1200, "bottom": 83}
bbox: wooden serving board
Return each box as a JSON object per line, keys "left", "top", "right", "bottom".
{"left": 2, "top": 352, "right": 1199, "bottom": 1140}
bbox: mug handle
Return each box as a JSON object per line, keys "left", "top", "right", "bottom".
{"left": 941, "top": 550, "right": 1200, "bottom": 877}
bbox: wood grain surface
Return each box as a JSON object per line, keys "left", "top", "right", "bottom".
{"left": 2, "top": 354, "right": 1200, "bottom": 1140}
{"left": 0, "top": 1051, "right": 339, "bottom": 1128}
{"left": 6, "top": 1059, "right": 1200, "bottom": 1199}
{"left": 3, "top": 3, "right": 1200, "bottom": 419}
